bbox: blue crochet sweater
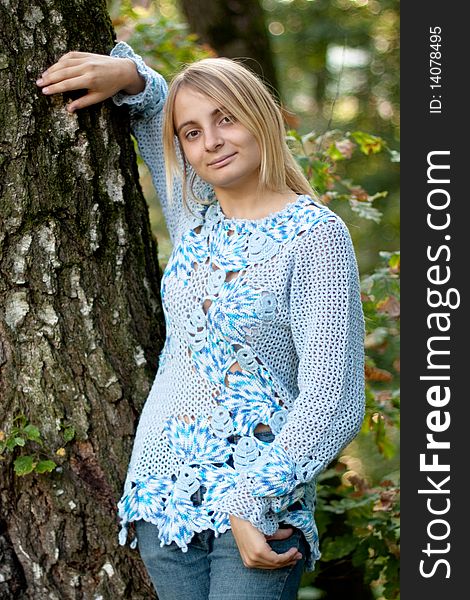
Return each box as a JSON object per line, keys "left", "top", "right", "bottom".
{"left": 110, "top": 41, "right": 365, "bottom": 572}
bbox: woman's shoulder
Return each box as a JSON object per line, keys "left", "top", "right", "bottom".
{"left": 298, "top": 194, "right": 337, "bottom": 220}
{"left": 285, "top": 194, "right": 347, "bottom": 240}
{"left": 280, "top": 195, "right": 355, "bottom": 262}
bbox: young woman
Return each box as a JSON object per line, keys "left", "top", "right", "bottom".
{"left": 36, "top": 42, "right": 365, "bottom": 600}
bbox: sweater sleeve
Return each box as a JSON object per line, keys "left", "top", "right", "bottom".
{"left": 215, "top": 217, "right": 365, "bottom": 530}
{"left": 109, "top": 41, "right": 214, "bottom": 245}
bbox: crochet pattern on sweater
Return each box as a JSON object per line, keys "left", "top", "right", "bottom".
{"left": 110, "top": 42, "right": 365, "bottom": 572}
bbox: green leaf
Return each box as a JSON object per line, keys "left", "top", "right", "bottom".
{"left": 349, "top": 199, "right": 383, "bottom": 223}
{"left": 309, "top": 161, "right": 335, "bottom": 194}
{"left": 326, "top": 143, "right": 346, "bottom": 161}
{"left": 23, "top": 424, "right": 42, "bottom": 442}
{"left": 388, "top": 253, "right": 401, "bottom": 270}
{"left": 35, "top": 460, "right": 57, "bottom": 474}
{"left": 364, "top": 560, "right": 384, "bottom": 584}
{"left": 296, "top": 155, "right": 311, "bottom": 171}
{"left": 351, "top": 131, "right": 385, "bottom": 155}
{"left": 286, "top": 129, "right": 302, "bottom": 142}
{"left": 369, "top": 191, "right": 388, "bottom": 202}
{"left": 14, "top": 455, "right": 35, "bottom": 476}
{"left": 62, "top": 427, "right": 76, "bottom": 443}
{"left": 351, "top": 541, "right": 370, "bottom": 567}
{"left": 378, "top": 435, "right": 397, "bottom": 459}
{"left": 323, "top": 495, "right": 376, "bottom": 514}
{"left": 6, "top": 436, "right": 25, "bottom": 450}
{"left": 321, "top": 534, "right": 358, "bottom": 561}
{"left": 384, "top": 559, "right": 400, "bottom": 598}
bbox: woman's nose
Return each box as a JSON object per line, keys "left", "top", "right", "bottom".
{"left": 204, "top": 128, "right": 223, "bottom": 152}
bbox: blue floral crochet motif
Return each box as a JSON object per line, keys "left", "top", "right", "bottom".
{"left": 156, "top": 496, "right": 214, "bottom": 551}
{"left": 217, "top": 370, "right": 282, "bottom": 436}
{"left": 248, "top": 444, "right": 322, "bottom": 498}
{"left": 163, "top": 417, "right": 232, "bottom": 466}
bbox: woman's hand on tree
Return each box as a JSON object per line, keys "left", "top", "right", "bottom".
{"left": 229, "top": 514, "right": 302, "bottom": 570}
{"left": 35, "top": 51, "right": 145, "bottom": 113}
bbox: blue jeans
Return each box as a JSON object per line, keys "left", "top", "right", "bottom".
{"left": 135, "top": 430, "right": 307, "bottom": 599}
{"left": 135, "top": 521, "right": 307, "bottom": 600}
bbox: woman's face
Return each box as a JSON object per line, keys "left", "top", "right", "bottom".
{"left": 174, "top": 86, "right": 262, "bottom": 193}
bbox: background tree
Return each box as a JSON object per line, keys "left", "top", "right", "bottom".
{"left": 178, "top": 0, "right": 280, "bottom": 94}
{"left": 0, "top": 0, "right": 163, "bottom": 597}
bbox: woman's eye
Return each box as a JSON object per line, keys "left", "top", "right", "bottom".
{"left": 185, "top": 130, "right": 199, "bottom": 140}
{"left": 220, "top": 115, "right": 234, "bottom": 125}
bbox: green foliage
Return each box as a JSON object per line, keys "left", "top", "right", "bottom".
{"left": 110, "top": 1, "right": 214, "bottom": 80}
{"left": 315, "top": 465, "right": 400, "bottom": 600}
{"left": 62, "top": 425, "right": 76, "bottom": 443}
{"left": 0, "top": 414, "right": 57, "bottom": 477}
{"left": 351, "top": 131, "right": 386, "bottom": 156}
{"left": 287, "top": 128, "right": 396, "bottom": 224}
{"left": 0, "top": 415, "right": 76, "bottom": 477}
{"left": 362, "top": 249, "right": 400, "bottom": 462}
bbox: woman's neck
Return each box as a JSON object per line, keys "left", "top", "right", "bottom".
{"left": 214, "top": 186, "right": 298, "bottom": 221}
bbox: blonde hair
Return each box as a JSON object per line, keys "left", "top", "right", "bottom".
{"left": 162, "top": 57, "right": 316, "bottom": 211}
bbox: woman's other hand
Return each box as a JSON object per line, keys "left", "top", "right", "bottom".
{"left": 35, "top": 51, "right": 145, "bottom": 113}
{"left": 229, "top": 515, "right": 302, "bottom": 570}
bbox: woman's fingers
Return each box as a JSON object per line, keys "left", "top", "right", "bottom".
{"left": 46, "top": 52, "right": 101, "bottom": 71}
{"left": 36, "top": 66, "right": 108, "bottom": 112}
{"left": 258, "top": 543, "right": 302, "bottom": 569}
{"left": 265, "top": 526, "right": 294, "bottom": 541}
{"left": 36, "top": 53, "right": 130, "bottom": 111}
{"left": 243, "top": 537, "right": 302, "bottom": 569}
{"left": 67, "top": 91, "right": 106, "bottom": 113}
{"left": 229, "top": 514, "right": 302, "bottom": 570}
{"left": 36, "top": 53, "right": 113, "bottom": 92}
{"left": 58, "top": 51, "right": 100, "bottom": 60}
{"left": 37, "top": 69, "right": 90, "bottom": 95}
{"left": 266, "top": 545, "right": 302, "bottom": 567}
{"left": 38, "top": 54, "right": 95, "bottom": 80}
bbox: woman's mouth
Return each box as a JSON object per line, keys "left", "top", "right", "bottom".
{"left": 208, "top": 153, "right": 237, "bottom": 168}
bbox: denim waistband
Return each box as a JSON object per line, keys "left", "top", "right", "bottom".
{"left": 253, "top": 430, "right": 275, "bottom": 443}
{"left": 230, "top": 430, "right": 275, "bottom": 444}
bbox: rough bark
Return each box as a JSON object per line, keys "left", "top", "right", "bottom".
{"left": 179, "top": 0, "right": 280, "bottom": 97}
{"left": 0, "top": 1, "right": 163, "bottom": 598}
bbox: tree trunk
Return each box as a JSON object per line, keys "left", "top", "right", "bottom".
{"left": 179, "top": 0, "right": 280, "bottom": 97}
{"left": 0, "top": 1, "right": 163, "bottom": 597}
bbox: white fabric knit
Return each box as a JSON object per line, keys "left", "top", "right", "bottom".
{"left": 110, "top": 42, "right": 365, "bottom": 572}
